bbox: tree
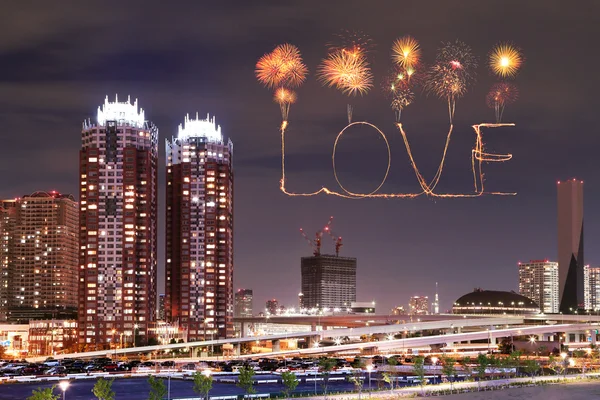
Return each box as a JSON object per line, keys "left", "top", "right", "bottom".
{"left": 349, "top": 370, "right": 364, "bottom": 399}
{"left": 281, "top": 371, "right": 299, "bottom": 400}
{"left": 460, "top": 357, "right": 472, "bottom": 381}
{"left": 92, "top": 378, "right": 115, "bottom": 400}
{"left": 412, "top": 356, "right": 427, "bottom": 396}
{"left": 523, "top": 359, "right": 540, "bottom": 382}
{"left": 193, "top": 371, "right": 213, "bottom": 400}
{"left": 237, "top": 366, "right": 256, "bottom": 399}
{"left": 383, "top": 357, "right": 398, "bottom": 392}
{"left": 476, "top": 353, "right": 488, "bottom": 391}
{"left": 147, "top": 375, "right": 167, "bottom": 400}
{"left": 441, "top": 356, "right": 456, "bottom": 393}
{"left": 547, "top": 355, "right": 561, "bottom": 375}
{"left": 27, "top": 386, "right": 59, "bottom": 400}
{"left": 318, "top": 357, "right": 337, "bottom": 399}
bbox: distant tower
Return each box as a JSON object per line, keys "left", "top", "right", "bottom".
{"left": 518, "top": 260, "right": 559, "bottom": 313}
{"left": 433, "top": 282, "right": 440, "bottom": 314}
{"left": 557, "top": 179, "right": 584, "bottom": 312}
{"left": 301, "top": 255, "right": 356, "bottom": 309}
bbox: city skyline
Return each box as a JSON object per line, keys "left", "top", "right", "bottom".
{"left": 2, "top": 2, "right": 600, "bottom": 314}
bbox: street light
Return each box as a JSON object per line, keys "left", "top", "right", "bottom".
{"left": 59, "top": 380, "right": 69, "bottom": 400}
{"left": 134, "top": 324, "right": 139, "bottom": 347}
{"left": 111, "top": 329, "right": 117, "bottom": 358}
{"left": 366, "top": 365, "right": 373, "bottom": 397}
{"left": 529, "top": 336, "right": 536, "bottom": 356}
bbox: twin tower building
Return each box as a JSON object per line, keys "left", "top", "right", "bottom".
{"left": 79, "top": 96, "right": 233, "bottom": 348}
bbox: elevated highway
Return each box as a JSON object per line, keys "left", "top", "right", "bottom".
{"left": 26, "top": 316, "right": 586, "bottom": 362}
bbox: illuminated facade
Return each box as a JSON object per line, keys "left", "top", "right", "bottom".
{"left": 518, "top": 260, "right": 559, "bottom": 313}
{"left": 453, "top": 289, "right": 539, "bottom": 315}
{"left": 0, "top": 201, "right": 17, "bottom": 322}
{"left": 557, "top": 179, "right": 584, "bottom": 312}
{"left": 266, "top": 299, "right": 279, "bottom": 315}
{"left": 584, "top": 265, "right": 600, "bottom": 311}
{"left": 409, "top": 296, "right": 429, "bottom": 315}
{"left": 165, "top": 113, "right": 234, "bottom": 341}
{"left": 234, "top": 289, "right": 253, "bottom": 318}
{"left": 301, "top": 255, "right": 357, "bottom": 309}
{"left": 1, "top": 192, "right": 78, "bottom": 323}
{"left": 79, "top": 95, "right": 159, "bottom": 348}
{"left": 391, "top": 305, "right": 406, "bottom": 315}
{"left": 28, "top": 319, "right": 77, "bottom": 356}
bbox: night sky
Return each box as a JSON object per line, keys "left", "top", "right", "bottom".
{"left": 1, "top": 1, "right": 599, "bottom": 314}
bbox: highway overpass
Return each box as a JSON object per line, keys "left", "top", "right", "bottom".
{"left": 26, "top": 317, "right": 590, "bottom": 362}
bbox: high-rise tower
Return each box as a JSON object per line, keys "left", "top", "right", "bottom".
{"left": 518, "top": 260, "right": 559, "bottom": 313}
{"left": 557, "top": 179, "right": 584, "bottom": 312}
{"left": 165, "top": 113, "right": 234, "bottom": 341}
{"left": 1, "top": 193, "right": 78, "bottom": 323}
{"left": 301, "top": 255, "right": 356, "bottom": 310}
{"left": 0, "top": 200, "right": 16, "bottom": 322}
{"left": 79, "top": 95, "right": 159, "bottom": 349}
{"left": 433, "top": 282, "right": 439, "bottom": 314}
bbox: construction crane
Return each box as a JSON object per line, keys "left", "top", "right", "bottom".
{"left": 300, "top": 216, "right": 333, "bottom": 257}
{"left": 325, "top": 227, "right": 343, "bottom": 257}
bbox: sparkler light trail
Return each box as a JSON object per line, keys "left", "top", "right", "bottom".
{"left": 489, "top": 43, "right": 523, "bottom": 78}
{"left": 486, "top": 82, "right": 519, "bottom": 123}
{"left": 255, "top": 36, "right": 521, "bottom": 199}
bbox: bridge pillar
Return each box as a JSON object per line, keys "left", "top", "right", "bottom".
{"left": 310, "top": 335, "right": 320, "bottom": 348}
{"left": 240, "top": 323, "right": 246, "bottom": 338}
{"left": 234, "top": 343, "right": 241, "bottom": 356}
{"left": 272, "top": 339, "right": 280, "bottom": 353}
{"left": 311, "top": 322, "right": 317, "bottom": 331}
{"left": 592, "top": 333, "right": 597, "bottom": 345}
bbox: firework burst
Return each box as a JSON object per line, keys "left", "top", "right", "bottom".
{"left": 255, "top": 44, "right": 308, "bottom": 89}
{"left": 382, "top": 66, "right": 419, "bottom": 121}
{"left": 489, "top": 43, "right": 523, "bottom": 78}
{"left": 392, "top": 35, "right": 421, "bottom": 69}
{"left": 273, "top": 87, "right": 297, "bottom": 120}
{"left": 425, "top": 40, "right": 477, "bottom": 122}
{"left": 328, "top": 29, "right": 375, "bottom": 57}
{"left": 318, "top": 50, "right": 373, "bottom": 96}
{"left": 486, "top": 82, "right": 519, "bottom": 122}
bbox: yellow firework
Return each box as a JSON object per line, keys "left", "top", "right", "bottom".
{"left": 489, "top": 43, "right": 522, "bottom": 78}
{"left": 392, "top": 36, "right": 421, "bottom": 69}
{"left": 273, "top": 87, "right": 297, "bottom": 104}
{"left": 317, "top": 50, "right": 373, "bottom": 96}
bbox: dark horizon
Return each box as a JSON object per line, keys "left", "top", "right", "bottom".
{"left": 1, "top": 1, "right": 600, "bottom": 314}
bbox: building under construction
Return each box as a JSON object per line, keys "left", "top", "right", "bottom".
{"left": 299, "top": 217, "right": 356, "bottom": 310}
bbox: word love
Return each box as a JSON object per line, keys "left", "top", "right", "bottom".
{"left": 280, "top": 122, "right": 515, "bottom": 199}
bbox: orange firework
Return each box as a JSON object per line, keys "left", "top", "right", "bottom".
{"left": 255, "top": 44, "right": 308, "bottom": 88}
{"left": 274, "top": 87, "right": 297, "bottom": 104}
{"left": 274, "top": 87, "right": 297, "bottom": 120}
{"left": 489, "top": 43, "right": 522, "bottom": 78}
{"left": 317, "top": 50, "right": 373, "bottom": 96}
{"left": 392, "top": 36, "right": 421, "bottom": 69}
